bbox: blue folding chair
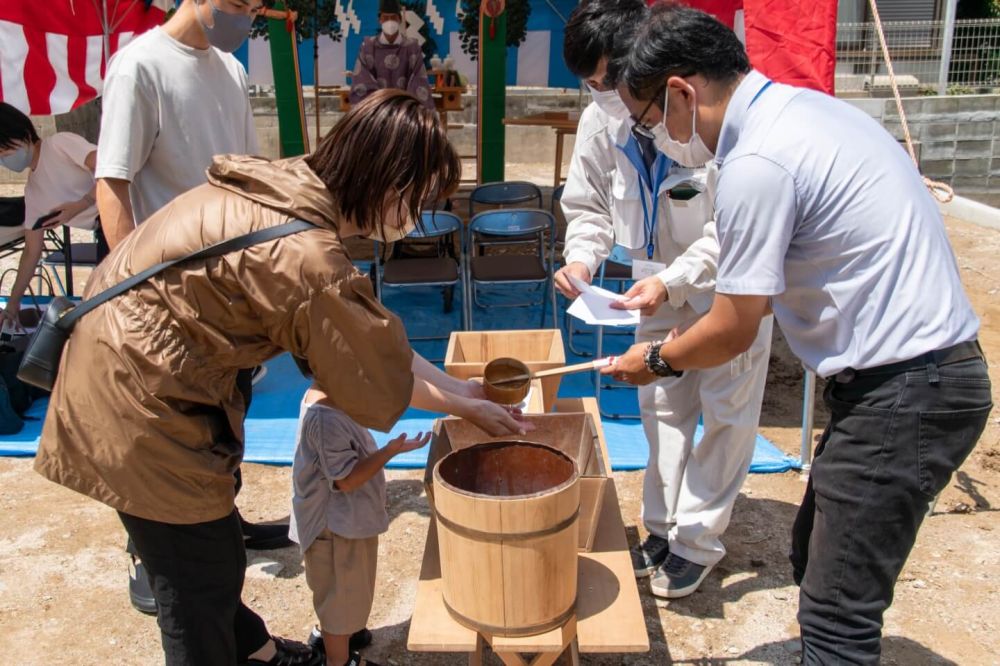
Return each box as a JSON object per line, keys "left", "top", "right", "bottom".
{"left": 468, "top": 181, "right": 543, "bottom": 218}
{"left": 465, "top": 209, "right": 557, "bottom": 330}
{"left": 468, "top": 181, "right": 544, "bottom": 254}
{"left": 375, "top": 211, "right": 467, "bottom": 334}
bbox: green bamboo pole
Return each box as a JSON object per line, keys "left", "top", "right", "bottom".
{"left": 267, "top": 3, "right": 309, "bottom": 157}
{"left": 477, "top": 6, "right": 506, "bottom": 183}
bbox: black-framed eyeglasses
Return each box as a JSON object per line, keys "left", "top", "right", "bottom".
{"left": 630, "top": 85, "right": 665, "bottom": 139}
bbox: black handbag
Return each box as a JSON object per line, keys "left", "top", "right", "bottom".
{"left": 17, "top": 220, "right": 316, "bottom": 391}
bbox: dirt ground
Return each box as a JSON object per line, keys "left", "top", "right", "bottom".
{"left": 0, "top": 179, "right": 998, "bottom": 665}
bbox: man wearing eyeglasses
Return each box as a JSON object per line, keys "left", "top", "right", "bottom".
{"left": 556, "top": 0, "right": 773, "bottom": 600}
{"left": 608, "top": 6, "right": 991, "bottom": 664}
{"left": 93, "top": 2, "right": 320, "bottom": 665}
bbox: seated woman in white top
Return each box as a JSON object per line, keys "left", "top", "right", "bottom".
{"left": 0, "top": 102, "right": 104, "bottom": 329}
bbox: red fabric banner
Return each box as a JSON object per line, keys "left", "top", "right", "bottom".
{"left": 649, "top": 0, "right": 838, "bottom": 94}
{"left": 743, "top": 0, "right": 838, "bottom": 94}
{"left": 0, "top": 1, "right": 167, "bottom": 115}
{"left": 678, "top": 0, "right": 743, "bottom": 28}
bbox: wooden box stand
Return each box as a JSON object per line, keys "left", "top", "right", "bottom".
{"left": 445, "top": 330, "right": 566, "bottom": 411}
{"left": 408, "top": 398, "right": 650, "bottom": 664}
{"left": 425, "top": 413, "right": 608, "bottom": 552}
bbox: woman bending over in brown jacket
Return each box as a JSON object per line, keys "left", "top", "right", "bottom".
{"left": 34, "top": 89, "right": 530, "bottom": 666}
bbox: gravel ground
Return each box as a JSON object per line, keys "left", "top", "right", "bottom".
{"left": 0, "top": 175, "right": 998, "bottom": 665}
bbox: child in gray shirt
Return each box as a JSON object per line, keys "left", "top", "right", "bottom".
{"left": 290, "top": 383, "right": 429, "bottom": 666}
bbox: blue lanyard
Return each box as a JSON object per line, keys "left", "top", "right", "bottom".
{"left": 639, "top": 158, "right": 669, "bottom": 259}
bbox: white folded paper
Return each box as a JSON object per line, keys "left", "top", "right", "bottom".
{"left": 565, "top": 275, "right": 640, "bottom": 327}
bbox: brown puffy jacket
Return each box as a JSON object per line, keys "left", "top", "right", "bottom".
{"left": 35, "top": 155, "right": 414, "bottom": 524}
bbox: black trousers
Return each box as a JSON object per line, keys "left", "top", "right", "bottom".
{"left": 119, "top": 510, "right": 270, "bottom": 666}
{"left": 791, "top": 354, "right": 992, "bottom": 665}
{"left": 123, "top": 368, "right": 263, "bottom": 664}
{"left": 94, "top": 222, "right": 110, "bottom": 263}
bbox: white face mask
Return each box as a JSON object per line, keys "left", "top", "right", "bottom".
{"left": 588, "top": 85, "right": 630, "bottom": 123}
{"left": 651, "top": 84, "right": 714, "bottom": 167}
{"left": 368, "top": 198, "right": 414, "bottom": 243}
{"left": 0, "top": 144, "right": 32, "bottom": 172}
{"left": 381, "top": 20, "right": 400, "bottom": 37}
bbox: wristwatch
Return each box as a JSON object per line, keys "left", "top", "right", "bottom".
{"left": 644, "top": 341, "right": 683, "bottom": 378}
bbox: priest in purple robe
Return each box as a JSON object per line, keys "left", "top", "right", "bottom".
{"left": 349, "top": 0, "right": 435, "bottom": 110}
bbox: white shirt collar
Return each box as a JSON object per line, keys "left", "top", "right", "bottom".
{"left": 715, "top": 69, "right": 770, "bottom": 167}
{"left": 379, "top": 32, "right": 403, "bottom": 46}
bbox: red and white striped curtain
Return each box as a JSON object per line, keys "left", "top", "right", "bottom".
{"left": 0, "top": 0, "right": 169, "bottom": 116}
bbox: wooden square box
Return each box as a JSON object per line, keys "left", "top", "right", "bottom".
{"left": 444, "top": 330, "right": 566, "bottom": 411}
{"left": 425, "top": 412, "right": 608, "bottom": 552}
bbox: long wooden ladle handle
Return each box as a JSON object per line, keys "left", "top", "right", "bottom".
{"left": 532, "top": 357, "right": 615, "bottom": 379}
{"left": 490, "top": 357, "right": 616, "bottom": 385}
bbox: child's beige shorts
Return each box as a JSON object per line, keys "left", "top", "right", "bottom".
{"left": 303, "top": 529, "right": 379, "bottom": 635}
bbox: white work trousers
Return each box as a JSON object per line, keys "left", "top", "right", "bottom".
{"left": 636, "top": 312, "right": 773, "bottom": 567}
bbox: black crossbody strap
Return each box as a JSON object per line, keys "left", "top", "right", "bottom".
{"left": 58, "top": 219, "right": 316, "bottom": 330}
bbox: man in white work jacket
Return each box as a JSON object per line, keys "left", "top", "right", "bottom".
{"left": 610, "top": 5, "right": 992, "bottom": 663}
{"left": 556, "top": 0, "right": 773, "bottom": 599}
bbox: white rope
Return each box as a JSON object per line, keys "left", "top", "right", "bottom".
{"left": 868, "top": 0, "right": 954, "bottom": 203}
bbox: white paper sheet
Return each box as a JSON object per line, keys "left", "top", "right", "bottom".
{"left": 566, "top": 275, "right": 640, "bottom": 327}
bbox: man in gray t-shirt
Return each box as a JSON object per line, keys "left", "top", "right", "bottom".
{"left": 96, "top": 0, "right": 259, "bottom": 247}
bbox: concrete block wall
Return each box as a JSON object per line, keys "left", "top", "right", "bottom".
{"left": 847, "top": 95, "right": 1000, "bottom": 205}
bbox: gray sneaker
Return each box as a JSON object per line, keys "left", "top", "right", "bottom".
{"left": 650, "top": 553, "right": 713, "bottom": 599}
{"left": 630, "top": 534, "right": 670, "bottom": 577}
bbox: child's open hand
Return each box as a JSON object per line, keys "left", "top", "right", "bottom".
{"left": 387, "top": 431, "right": 432, "bottom": 455}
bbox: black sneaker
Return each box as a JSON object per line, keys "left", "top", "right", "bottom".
{"left": 630, "top": 534, "right": 670, "bottom": 578}
{"left": 240, "top": 635, "right": 322, "bottom": 666}
{"left": 308, "top": 626, "right": 373, "bottom": 654}
{"left": 128, "top": 555, "right": 158, "bottom": 615}
{"left": 344, "top": 651, "right": 381, "bottom": 666}
{"left": 241, "top": 515, "right": 293, "bottom": 550}
{"left": 650, "top": 553, "right": 713, "bottom": 599}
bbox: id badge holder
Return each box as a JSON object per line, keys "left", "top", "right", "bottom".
{"left": 632, "top": 259, "right": 666, "bottom": 281}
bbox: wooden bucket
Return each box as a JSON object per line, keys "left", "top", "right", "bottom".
{"left": 433, "top": 441, "right": 580, "bottom": 637}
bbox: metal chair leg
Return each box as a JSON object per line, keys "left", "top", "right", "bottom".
{"left": 594, "top": 324, "right": 641, "bottom": 420}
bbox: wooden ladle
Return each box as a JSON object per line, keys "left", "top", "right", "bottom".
{"left": 482, "top": 357, "right": 616, "bottom": 405}
{"left": 488, "top": 357, "right": 616, "bottom": 386}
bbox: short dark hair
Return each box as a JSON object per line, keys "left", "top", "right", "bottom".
{"left": 0, "top": 102, "right": 40, "bottom": 152}
{"left": 563, "top": 0, "right": 648, "bottom": 80}
{"left": 622, "top": 3, "right": 750, "bottom": 102}
{"left": 305, "top": 89, "right": 460, "bottom": 239}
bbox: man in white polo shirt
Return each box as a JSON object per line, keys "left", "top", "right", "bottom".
{"left": 608, "top": 5, "right": 992, "bottom": 664}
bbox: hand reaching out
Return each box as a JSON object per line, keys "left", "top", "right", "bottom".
{"left": 387, "top": 431, "right": 432, "bottom": 455}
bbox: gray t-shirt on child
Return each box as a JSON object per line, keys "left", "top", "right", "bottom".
{"left": 95, "top": 27, "right": 258, "bottom": 224}
{"left": 289, "top": 399, "right": 390, "bottom": 552}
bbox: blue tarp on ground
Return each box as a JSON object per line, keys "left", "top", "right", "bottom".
{"left": 0, "top": 280, "right": 800, "bottom": 472}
